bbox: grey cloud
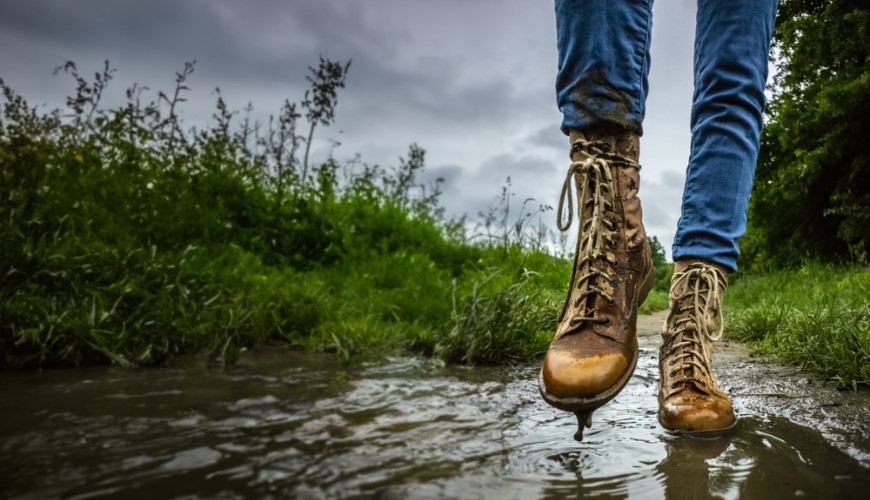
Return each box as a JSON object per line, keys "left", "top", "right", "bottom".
{"left": 476, "top": 154, "right": 558, "bottom": 183}
{"left": 526, "top": 124, "right": 567, "bottom": 151}
{"left": 411, "top": 153, "right": 562, "bottom": 222}
{"left": 435, "top": 154, "right": 562, "bottom": 220}
{"left": 1, "top": 0, "right": 552, "bottom": 131}
{"left": 419, "top": 164, "right": 464, "bottom": 189}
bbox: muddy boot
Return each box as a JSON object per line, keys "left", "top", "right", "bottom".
{"left": 658, "top": 260, "right": 736, "bottom": 436}
{"left": 539, "top": 129, "right": 655, "bottom": 441}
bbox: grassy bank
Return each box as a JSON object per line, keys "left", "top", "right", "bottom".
{"left": 726, "top": 264, "right": 870, "bottom": 387}
{"left": 0, "top": 61, "right": 672, "bottom": 369}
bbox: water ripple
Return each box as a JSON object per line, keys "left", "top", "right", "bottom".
{"left": 1, "top": 355, "right": 868, "bottom": 499}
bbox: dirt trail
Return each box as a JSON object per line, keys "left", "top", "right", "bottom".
{"left": 637, "top": 310, "right": 870, "bottom": 467}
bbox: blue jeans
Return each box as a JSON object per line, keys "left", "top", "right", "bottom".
{"left": 555, "top": 0, "right": 778, "bottom": 272}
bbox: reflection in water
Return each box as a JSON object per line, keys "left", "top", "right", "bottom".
{"left": 657, "top": 434, "right": 739, "bottom": 500}
{"left": 0, "top": 351, "right": 867, "bottom": 499}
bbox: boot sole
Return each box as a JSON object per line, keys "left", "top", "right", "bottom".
{"left": 660, "top": 419, "right": 738, "bottom": 438}
{"left": 537, "top": 337, "right": 639, "bottom": 414}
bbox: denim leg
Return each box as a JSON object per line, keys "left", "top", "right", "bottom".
{"left": 672, "top": 0, "right": 778, "bottom": 272}
{"left": 555, "top": 0, "right": 654, "bottom": 136}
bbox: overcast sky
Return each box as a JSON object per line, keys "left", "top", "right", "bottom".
{"left": 0, "top": 0, "right": 702, "bottom": 258}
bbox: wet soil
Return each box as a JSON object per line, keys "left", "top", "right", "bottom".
{"left": 1, "top": 310, "right": 868, "bottom": 499}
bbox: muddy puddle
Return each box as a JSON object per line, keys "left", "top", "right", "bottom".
{"left": 2, "top": 311, "right": 869, "bottom": 499}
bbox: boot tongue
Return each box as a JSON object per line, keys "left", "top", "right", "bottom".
{"left": 577, "top": 174, "right": 615, "bottom": 325}
{"left": 667, "top": 295, "right": 713, "bottom": 396}
{"left": 678, "top": 330, "right": 712, "bottom": 395}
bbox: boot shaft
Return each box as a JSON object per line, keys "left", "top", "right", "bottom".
{"left": 567, "top": 130, "right": 645, "bottom": 253}
{"left": 555, "top": 130, "right": 653, "bottom": 339}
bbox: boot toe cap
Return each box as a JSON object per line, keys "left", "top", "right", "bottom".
{"left": 542, "top": 349, "right": 629, "bottom": 399}
{"left": 659, "top": 392, "right": 736, "bottom": 433}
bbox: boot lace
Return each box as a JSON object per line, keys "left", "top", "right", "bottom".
{"left": 557, "top": 138, "right": 640, "bottom": 326}
{"left": 664, "top": 262, "right": 726, "bottom": 394}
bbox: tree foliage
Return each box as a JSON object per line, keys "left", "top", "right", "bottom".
{"left": 743, "top": 0, "right": 870, "bottom": 268}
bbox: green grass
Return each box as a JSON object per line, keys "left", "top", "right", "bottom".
{"left": 0, "top": 61, "right": 671, "bottom": 369}
{"left": 639, "top": 289, "right": 669, "bottom": 316}
{"left": 726, "top": 264, "right": 870, "bottom": 387}
{"left": 433, "top": 266, "right": 561, "bottom": 365}
{"left": 0, "top": 61, "right": 573, "bottom": 368}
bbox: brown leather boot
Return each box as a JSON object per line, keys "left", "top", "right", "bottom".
{"left": 539, "top": 129, "right": 654, "bottom": 440}
{"left": 658, "top": 260, "right": 736, "bottom": 435}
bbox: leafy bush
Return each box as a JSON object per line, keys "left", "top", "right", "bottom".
{"left": 744, "top": 0, "right": 870, "bottom": 268}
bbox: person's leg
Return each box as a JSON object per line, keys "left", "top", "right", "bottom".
{"left": 660, "top": 0, "right": 778, "bottom": 436}
{"left": 541, "top": 0, "right": 655, "bottom": 441}
{"left": 555, "top": 0, "right": 654, "bottom": 135}
{"left": 673, "top": 0, "right": 778, "bottom": 272}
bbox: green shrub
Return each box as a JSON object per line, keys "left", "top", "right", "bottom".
{"left": 726, "top": 264, "right": 870, "bottom": 387}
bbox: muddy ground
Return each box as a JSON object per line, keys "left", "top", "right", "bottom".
{"left": 637, "top": 309, "right": 870, "bottom": 467}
